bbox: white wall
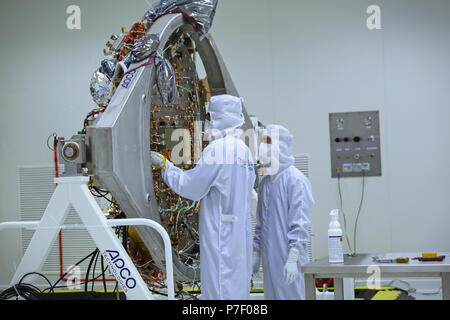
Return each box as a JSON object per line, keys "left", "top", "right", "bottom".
{"left": 1, "top": 0, "right": 449, "bottom": 287}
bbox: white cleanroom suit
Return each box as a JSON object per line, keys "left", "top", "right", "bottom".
{"left": 253, "top": 125, "right": 315, "bottom": 300}
{"left": 151, "top": 94, "right": 256, "bottom": 300}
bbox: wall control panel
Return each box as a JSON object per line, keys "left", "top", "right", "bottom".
{"left": 329, "top": 111, "right": 382, "bottom": 178}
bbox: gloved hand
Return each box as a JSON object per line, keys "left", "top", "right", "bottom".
{"left": 283, "top": 247, "right": 300, "bottom": 286}
{"left": 252, "top": 249, "right": 262, "bottom": 275}
{"left": 151, "top": 151, "right": 167, "bottom": 170}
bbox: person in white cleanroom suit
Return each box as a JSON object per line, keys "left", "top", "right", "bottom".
{"left": 253, "top": 125, "right": 315, "bottom": 300}
{"left": 151, "top": 94, "right": 256, "bottom": 300}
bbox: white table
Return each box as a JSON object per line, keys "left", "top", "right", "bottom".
{"left": 301, "top": 253, "right": 450, "bottom": 300}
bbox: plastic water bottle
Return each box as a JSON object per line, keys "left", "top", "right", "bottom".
{"left": 328, "top": 209, "right": 344, "bottom": 263}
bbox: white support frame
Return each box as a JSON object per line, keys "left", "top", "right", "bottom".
{"left": 0, "top": 176, "right": 175, "bottom": 300}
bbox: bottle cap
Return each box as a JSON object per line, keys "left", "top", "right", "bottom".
{"left": 330, "top": 209, "right": 340, "bottom": 217}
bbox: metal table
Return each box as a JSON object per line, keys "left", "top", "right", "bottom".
{"left": 301, "top": 253, "right": 450, "bottom": 300}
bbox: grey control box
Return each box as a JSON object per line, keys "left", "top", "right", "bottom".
{"left": 329, "top": 111, "right": 382, "bottom": 178}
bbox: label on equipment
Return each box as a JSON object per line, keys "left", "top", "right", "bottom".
{"left": 328, "top": 235, "right": 344, "bottom": 263}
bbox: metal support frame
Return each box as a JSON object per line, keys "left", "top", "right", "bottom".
{"left": 0, "top": 176, "right": 175, "bottom": 300}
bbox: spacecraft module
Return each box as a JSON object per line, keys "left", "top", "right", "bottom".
{"left": 59, "top": 0, "right": 255, "bottom": 285}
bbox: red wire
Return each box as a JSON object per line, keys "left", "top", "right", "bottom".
{"left": 52, "top": 136, "right": 66, "bottom": 278}
{"left": 122, "top": 55, "right": 157, "bottom": 78}
{"left": 151, "top": 9, "right": 199, "bottom": 33}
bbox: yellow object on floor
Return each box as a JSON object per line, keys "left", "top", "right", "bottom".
{"left": 371, "top": 291, "right": 402, "bottom": 300}
{"left": 354, "top": 286, "right": 412, "bottom": 300}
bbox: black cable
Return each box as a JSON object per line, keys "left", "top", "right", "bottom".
{"left": 91, "top": 249, "right": 100, "bottom": 292}
{"left": 85, "top": 249, "right": 100, "bottom": 292}
{"left": 113, "top": 282, "right": 120, "bottom": 300}
{"left": 6, "top": 253, "right": 95, "bottom": 298}
{"left": 8, "top": 250, "right": 112, "bottom": 298}
{"left": 353, "top": 171, "right": 366, "bottom": 255}
{"left": 101, "top": 255, "right": 108, "bottom": 293}
{"left": 90, "top": 187, "right": 115, "bottom": 204}
{"left": 0, "top": 284, "right": 41, "bottom": 300}
{"left": 48, "top": 264, "right": 110, "bottom": 292}
{"left": 150, "top": 289, "right": 169, "bottom": 297}
{"left": 46, "top": 132, "right": 57, "bottom": 152}
{"left": 19, "top": 272, "right": 54, "bottom": 293}
{"left": 44, "top": 249, "right": 97, "bottom": 293}
{"left": 85, "top": 250, "right": 98, "bottom": 290}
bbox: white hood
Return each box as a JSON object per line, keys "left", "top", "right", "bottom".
{"left": 259, "top": 125, "right": 295, "bottom": 175}
{"left": 207, "top": 94, "right": 245, "bottom": 133}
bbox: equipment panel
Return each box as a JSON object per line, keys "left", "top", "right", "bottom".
{"left": 329, "top": 111, "right": 382, "bottom": 178}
